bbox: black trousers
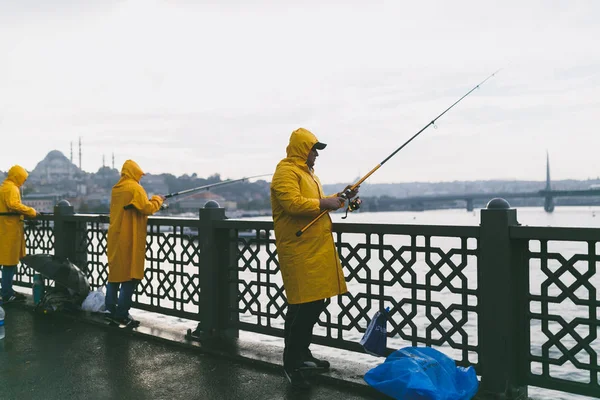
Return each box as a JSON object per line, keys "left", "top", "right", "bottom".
{"left": 283, "top": 299, "right": 326, "bottom": 369}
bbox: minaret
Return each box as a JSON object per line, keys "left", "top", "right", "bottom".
{"left": 544, "top": 151, "right": 555, "bottom": 213}
{"left": 112, "top": 153, "right": 115, "bottom": 170}
{"left": 102, "top": 154, "right": 106, "bottom": 168}
{"left": 545, "top": 151, "right": 551, "bottom": 191}
{"left": 69, "top": 142, "right": 74, "bottom": 178}
{"left": 78, "top": 137, "right": 82, "bottom": 170}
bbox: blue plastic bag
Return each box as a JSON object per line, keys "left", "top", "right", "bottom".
{"left": 360, "top": 308, "right": 389, "bottom": 357}
{"left": 364, "top": 347, "right": 479, "bottom": 400}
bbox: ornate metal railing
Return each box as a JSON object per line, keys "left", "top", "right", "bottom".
{"left": 511, "top": 226, "right": 600, "bottom": 399}
{"left": 13, "top": 201, "right": 600, "bottom": 399}
{"left": 225, "top": 219, "right": 480, "bottom": 369}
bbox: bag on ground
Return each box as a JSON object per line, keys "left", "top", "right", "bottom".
{"left": 35, "top": 287, "right": 81, "bottom": 314}
{"left": 360, "top": 308, "right": 389, "bottom": 357}
{"left": 364, "top": 346, "right": 479, "bottom": 400}
{"left": 81, "top": 287, "right": 106, "bottom": 313}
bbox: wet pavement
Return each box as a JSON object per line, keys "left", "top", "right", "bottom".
{"left": 0, "top": 304, "right": 389, "bottom": 400}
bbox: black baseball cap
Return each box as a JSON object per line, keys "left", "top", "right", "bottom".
{"left": 313, "top": 142, "right": 327, "bottom": 150}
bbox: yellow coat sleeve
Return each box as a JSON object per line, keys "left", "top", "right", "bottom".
{"left": 129, "top": 185, "right": 163, "bottom": 215}
{"left": 6, "top": 188, "right": 36, "bottom": 218}
{"left": 271, "top": 166, "right": 320, "bottom": 216}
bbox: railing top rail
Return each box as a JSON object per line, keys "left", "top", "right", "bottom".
{"left": 57, "top": 213, "right": 198, "bottom": 226}
{"left": 30, "top": 214, "right": 55, "bottom": 222}
{"left": 214, "top": 219, "right": 273, "bottom": 229}
{"left": 215, "top": 218, "right": 480, "bottom": 237}
{"left": 332, "top": 222, "right": 480, "bottom": 237}
{"left": 147, "top": 217, "right": 200, "bottom": 227}
{"left": 60, "top": 214, "right": 108, "bottom": 222}
{"left": 510, "top": 225, "right": 600, "bottom": 241}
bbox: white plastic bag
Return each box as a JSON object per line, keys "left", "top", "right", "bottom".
{"left": 81, "top": 288, "right": 106, "bottom": 313}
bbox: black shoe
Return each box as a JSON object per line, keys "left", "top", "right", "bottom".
{"left": 284, "top": 367, "right": 310, "bottom": 390}
{"left": 122, "top": 315, "right": 140, "bottom": 328}
{"left": 303, "top": 351, "right": 330, "bottom": 370}
{"left": 104, "top": 313, "right": 121, "bottom": 325}
{"left": 105, "top": 314, "right": 140, "bottom": 328}
{"left": 3, "top": 292, "right": 26, "bottom": 303}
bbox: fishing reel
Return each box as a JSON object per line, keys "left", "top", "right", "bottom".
{"left": 341, "top": 197, "right": 362, "bottom": 219}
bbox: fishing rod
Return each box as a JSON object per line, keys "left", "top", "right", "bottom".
{"left": 0, "top": 211, "right": 52, "bottom": 226}
{"left": 0, "top": 212, "right": 51, "bottom": 217}
{"left": 296, "top": 69, "right": 501, "bottom": 237}
{"left": 124, "top": 173, "right": 272, "bottom": 210}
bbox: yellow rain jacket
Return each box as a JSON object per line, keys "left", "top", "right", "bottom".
{"left": 107, "top": 160, "right": 163, "bottom": 282}
{"left": 270, "top": 128, "right": 348, "bottom": 304}
{"left": 0, "top": 165, "right": 37, "bottom": 266}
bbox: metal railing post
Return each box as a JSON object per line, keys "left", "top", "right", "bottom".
{"left": 187, "top": 200, "right": 238, "bottom": 340}
{"left": 478, "top": 198, "right": 528, "bottom": 399}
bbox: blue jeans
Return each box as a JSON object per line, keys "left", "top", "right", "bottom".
{"left": 105, "top": 280, "right": 138, "bottom": 319}
{"left": 1, "top": 265, "right": 17, "bottom": 299}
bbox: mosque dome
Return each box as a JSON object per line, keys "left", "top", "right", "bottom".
{"left": 29, "top": 150, "right": 80, "bottom": 183}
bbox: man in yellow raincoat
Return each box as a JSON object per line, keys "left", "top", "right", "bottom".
{"left": 0, "top": 165, "right": 37, "bottom": 303}
{"left": 105, "top": 160, "right": 164, "bottom": 326}
{"left": 271, "top": 127, "right": 359, "bottom": 389}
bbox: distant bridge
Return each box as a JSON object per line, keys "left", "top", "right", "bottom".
{"left": 373, "top": 154, "right": 600, "bottom": 213}
{"left": 378, "top": 188, "right": 600, "bottom": 212}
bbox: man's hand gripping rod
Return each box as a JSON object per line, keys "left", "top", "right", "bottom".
{"left": 295, "top": 172, "right": 374, "bottom": 237}
{"left": 295, "top": 69, "right": 501, "bottom": 237}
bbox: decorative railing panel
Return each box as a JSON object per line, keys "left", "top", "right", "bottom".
{"left": 512, "top": 226, "right": 600, "bottom": 398}
{"left": 219, "top": 219, "right": 480, "bottom": 368}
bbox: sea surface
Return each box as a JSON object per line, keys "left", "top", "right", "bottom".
{"left": 129, "top": 206, "right": 600, "bottom": 399}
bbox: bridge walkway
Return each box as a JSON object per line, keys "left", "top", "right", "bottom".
{"left": 0, "top": 303, "right": 389, "bottom": 400}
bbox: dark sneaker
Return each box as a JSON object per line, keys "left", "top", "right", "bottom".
{"left": 284, "top": 367, "right": 310, "bottom": 390}
{"left": 3, "top": 292, "right": 26, "bottom": 303}
{"left": 122, "top": 316, "right": 140, "bottom": 328}
{"left": 106, "top": 314, "right": 140, "bottom": 328}
{"left": 303, "top": 351, "right": 330, "bottom": 370}
{"left": 105, "top": 313, "right": 121, "bottom": 325}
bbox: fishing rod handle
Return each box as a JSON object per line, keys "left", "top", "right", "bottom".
{"left": 124, "top": 198, "right": 169, "bottom": 211}
{"left": 296, "top": 209, "right": 329, "bottom": 237}
{"left": 296, "top": 187, "right": 356, "bottom": 236}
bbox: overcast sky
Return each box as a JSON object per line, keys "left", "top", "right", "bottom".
{"left": 1, "top": 1, "right": 599, "bottom": 184}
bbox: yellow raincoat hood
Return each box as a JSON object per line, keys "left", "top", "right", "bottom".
{"left": 7, "top": 165, "right": 29, "bottom": 187}
{"left": 120, "top": 159, "right": 144, "bottom": 183}
{"left": 270, "top": 128, "right": 347, "bottom": 304}
{"left": 0, "top": 165, "right": 37, "bottom": 265}
{"left": 285, "top": 128, "right": 321, "bottom": 164}
{"left": 107, "top": 160, "right": 163, "bottom": 282}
